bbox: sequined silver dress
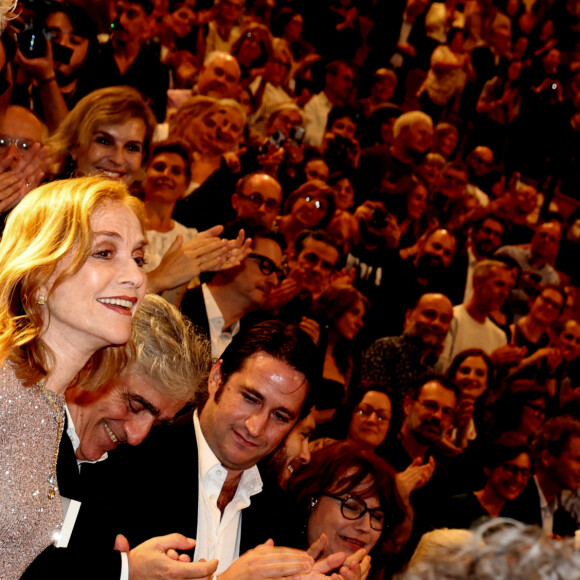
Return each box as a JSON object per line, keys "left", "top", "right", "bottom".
{"left": 0, "top": 366, "right": 64, "bottom": 579}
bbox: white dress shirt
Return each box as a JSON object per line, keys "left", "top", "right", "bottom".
{"left": 193, "top": 412, "right": 263, "bottom": 574}
{"left": 202, "top": 284, "right": 241, "bottom": 358}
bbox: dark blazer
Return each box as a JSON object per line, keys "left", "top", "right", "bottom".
{"left": 21, "top": 421, "right": 122, "bottom": 579}
{"left": 503, "top": 478, "right": 578, "bottom": 537}
{"left": 180, "top": 284, "right": 211, "bottom": 340}
{"left": 77, "top": 411, "right": 291, "bottom": 553}
{"left": 22, "top": 412, "right": 291, "bottom": 579}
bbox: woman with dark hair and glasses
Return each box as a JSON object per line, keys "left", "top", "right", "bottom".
{"left": 446, "top": 436, "right": 532, "bottom": 529}
{"left": 289, "top": 440, "right": 408, "bottom": 577}
{"left": 277, "top": 180, "right": 336, "bottom": 250}
{"left": 312, "top": 385, "right": 393, "bottom": 452}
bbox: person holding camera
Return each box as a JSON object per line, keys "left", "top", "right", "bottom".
{"left": 11, "top": 2, "right": 99, "bottom": 132}
{"left": 321, "top": 105, "right": 362, "bottom": 173}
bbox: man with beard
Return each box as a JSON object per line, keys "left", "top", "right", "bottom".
{"left": 461, "top": 215, "right": 506, "bottom": 302}
{"left": 377, "top": 375, "right": 460, "bottom": 556}
{"left": 362, "top": 293, "right": 453, "bottom": 401}
{"left": 386, "top": 227, "right": 459, "bottom": 337}
{"left": 465, "top": 146, "right": 495, "bottom": 206}
{"left": 505, "top": 416, "right": 580, "bottom": 536}
{"left": 437, "top": 259, "right": 525, "bottom": 371}
{"left": 262, "top": 407, "right": 316, "bottom": 489}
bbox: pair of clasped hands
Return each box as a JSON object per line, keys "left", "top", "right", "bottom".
{"left": 114, "top": 532, "right": 371, "bottom": 580}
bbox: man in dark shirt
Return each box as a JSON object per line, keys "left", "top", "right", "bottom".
{"left": 94, "top": 0, "right": 169, "bottom": 121}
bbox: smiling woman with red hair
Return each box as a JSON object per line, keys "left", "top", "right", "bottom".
{"left": 288, "top": 440, "right": 408, "bottom": 577}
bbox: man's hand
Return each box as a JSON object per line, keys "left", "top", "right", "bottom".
{"left": 147, "top": 227, "right": 251, "bottom": 293}
{"left": 122, "top": 533, "right": 218, "bottom": 580}
{"left": 0, "top": 143, "right": 50, "bottom": 213}
{"left": 490, "top": 344, "right": 527, "bottom": 367}
{"left": 396, "top": 457, "right": 435, "bottom": 504}
{"left": 299, "top": 316, "right": 321, "bottom": 346}
{"left": 218, "top": 539, "right": 314, "bottom": 580}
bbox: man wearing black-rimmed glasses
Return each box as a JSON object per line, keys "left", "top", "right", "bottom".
{"left": 180, "top": 223, "right": 285, "bottom": 357}
{"left": 231, "top": 172, "right": 283, "bottom": 231}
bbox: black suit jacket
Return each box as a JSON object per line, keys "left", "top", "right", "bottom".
{"left": 21, "top": 420, "right": 122, "bottom": 579}
{"left": 180, "top": 284, "right": 211, "bottom": 341}
{"left": 503, "top": 478, "right": 578, "bottom": 537}
{"left": 23, "top": 413, "right": 292, "bottom": 579}
{"left": 76, "top": 411, "right": 292, "bottom": 554}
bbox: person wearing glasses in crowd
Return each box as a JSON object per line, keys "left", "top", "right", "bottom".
{"left": 0, "top": 105, "right": 50, "bottom": 219}
{"left": 231, "top": 171, "right": 283, "bottom": 231}
{"left": 288, "top": 440, "right": 408, "bottom": 577}
{"left": 377, "top": 375, "right": 459, "bottom": 557}
{"left": 502, "top": 415, "right": 580, "bottom": 537}
{"left": 276, "top": 180, "right": 336, "bottom": 250}
{"left": 179, "top": 224, "right": 285, "bottom": 357}
{"left": 446, "top": 436, "right": 533, "bottom": 529}
{"left": 317, "top": 386, "right": 394, "bottom": 452}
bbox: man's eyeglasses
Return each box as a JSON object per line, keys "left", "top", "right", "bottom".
{"left": 248, "top": 253, "right": 285, "bottom": 280}
{"left": 321, "top": 493, "right": 386, "bottom": 531}
{"left": 236, "top": 191, "right": 281, "bottom": 212}
{"left": 0, "top": 135, "right": 36, "bottom": 157}
{"left": 500, "top": 463, "right": 532, "bottom": 480}
{"left": 416, "top": 399, "right": 455, "bottom": 421}
{"left": 355, "top": 406, "right": 391, "bottom": 423}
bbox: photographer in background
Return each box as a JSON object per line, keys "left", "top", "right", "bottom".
{"left": 321, "top": 104, "right": 362, "bottom": 173}
{"left": 11, "top": 1, "right": 99, "bottom": 131}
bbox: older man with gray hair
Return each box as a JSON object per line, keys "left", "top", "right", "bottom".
{"left": 358, "top": 109, "right": 433, "bottom": 194}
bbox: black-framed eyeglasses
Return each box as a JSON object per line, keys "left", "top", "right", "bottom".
{"left": 416, "top": 399, "right": 455, "bottom": 421}
{"left": 237, "top": 191, "right": 281, "bottom": 212}
{"left": 500, "top": 463, "right": 532, "bottom": 480}
{"left": 0, "top": 134, "right": 36, "bottom": 157}
{"left": 248, "top": 253, "right": 285, "bottom": 280}
{"left": 355, "top": 406, "right": 391, "bottom": 423}
{"left": 321, "top": 493, "right": 386, "bottom": 531}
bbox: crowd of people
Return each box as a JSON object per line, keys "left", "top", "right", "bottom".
{"left": 1, "top": 0, "right": 580, "bottom": 578}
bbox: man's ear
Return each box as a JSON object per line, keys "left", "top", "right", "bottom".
{"left": 207, "top": 360, "right": 223, "bottom": 399}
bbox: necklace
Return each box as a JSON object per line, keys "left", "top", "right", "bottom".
{"left": 38, "top": 381, "right": 64, "bottom": 500}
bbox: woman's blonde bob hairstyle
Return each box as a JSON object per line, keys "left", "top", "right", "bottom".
{"left": 0, "top": 176, "right": 144, "bottom": 389}
{"left": 48, "top": 86, "right": 157, "bottom": 177}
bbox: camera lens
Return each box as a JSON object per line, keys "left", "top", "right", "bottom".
{"left": 18, "top": 28, "right": 48, "bottom": 59}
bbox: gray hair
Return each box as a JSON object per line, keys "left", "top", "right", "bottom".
{"left": 400, "top": 519, "right": 580, "bottom": 580}
{"left": 128, "top": 294, "right": 211, "bottom": 401}
{"left": 393, "top": 111, "right": 433, "bottom": 139}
